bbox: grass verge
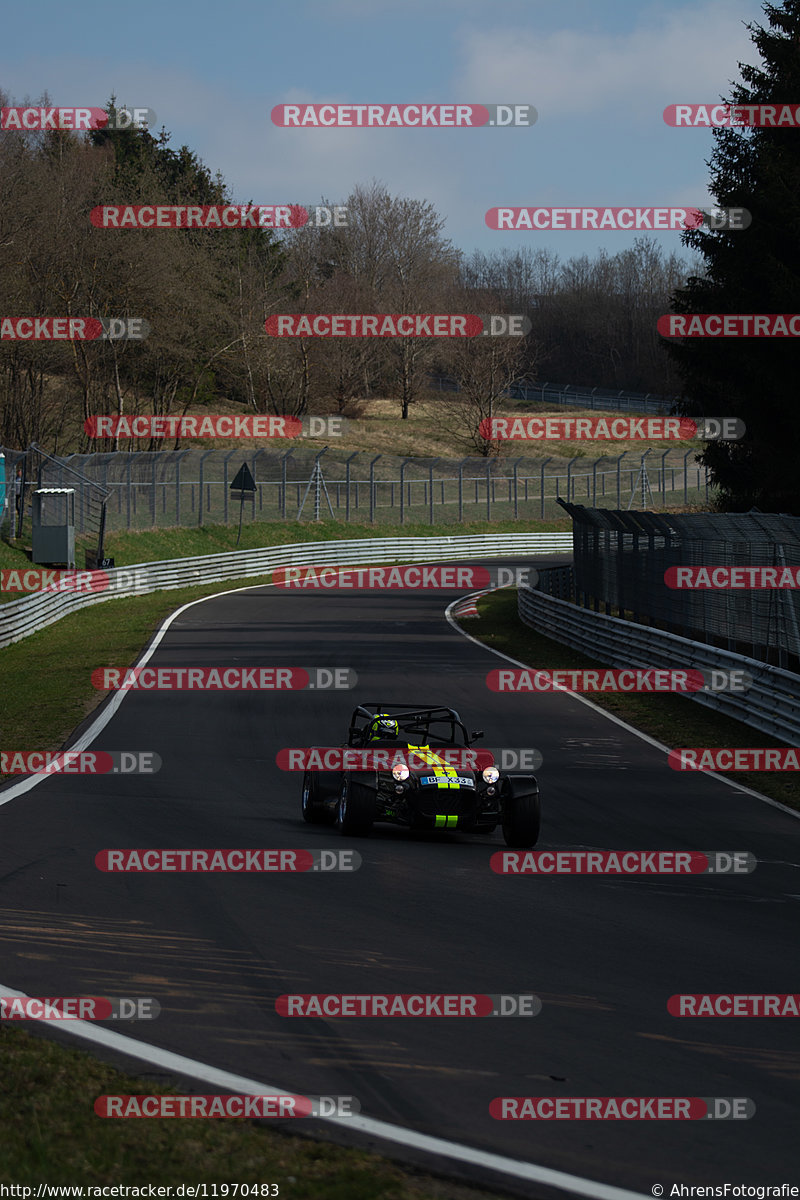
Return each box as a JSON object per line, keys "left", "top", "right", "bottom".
{"left": 465, "top": 589, "right": 799, "bottom": 813}
{"left": 0, "top": 515, "right": 570, "bottom": 581}
{"left": 0, "top": 1026, "right": 506, "bottom": 1197}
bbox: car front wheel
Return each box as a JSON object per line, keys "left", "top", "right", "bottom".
{"left": 501, "top": 788, "right": 541, "bottom": 848}
{"left": 302, "top": 771, "right": 336, "bottom": 825}
{"left": 337, "top": 776, "right": 375, "bottom": 837}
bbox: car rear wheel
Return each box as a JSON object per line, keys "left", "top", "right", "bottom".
{"left": 501, "top": 789, "right": 541, "bottom": 848}
{"left": 337, "top": 776, "right": 375, "bottom": 837}
{"left": 302, "top": 771, "right": 336, "bottom": 825}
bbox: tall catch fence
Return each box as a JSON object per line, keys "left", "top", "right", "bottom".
{"left": 536, "top": 503, "right": 800, "bottom": 670}
{"left": 1, "top": 445, "right": 710, "bottom": 535}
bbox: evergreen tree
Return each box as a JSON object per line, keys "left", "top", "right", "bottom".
{"left": 663, "top": 0, "right": 800, "bottom": 512}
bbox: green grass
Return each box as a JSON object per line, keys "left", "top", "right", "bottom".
{"left": 1, "top": 515, "right": 570, "bottom": 584}
{"left": 0, "top": 1026, "right": 505, "bottom": 1197}
{"left": 0, "top": 575, "right": 305, "bottom": 759}
{"left": 465, "top": 589, "right": 800, "bottom": 812}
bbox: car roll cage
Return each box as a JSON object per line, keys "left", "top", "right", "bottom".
{"left": 347, "top": 703, "right": 481, "bottom": 748}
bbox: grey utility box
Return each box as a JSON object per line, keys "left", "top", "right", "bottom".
{"left": 31, "top": 488, "right": 76, "bottom": 566}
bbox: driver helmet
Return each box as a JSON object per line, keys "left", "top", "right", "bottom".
{"left": 368, "top": 713, "right": 399, "bottom": 741}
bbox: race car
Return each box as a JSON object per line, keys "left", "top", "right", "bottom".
{"left": 300, "top": 703, "right": 541, "bottom": 847}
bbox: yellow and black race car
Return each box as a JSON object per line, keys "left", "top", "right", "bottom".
{"left": 301, "top": 703, "right": 541, "bottom": 847}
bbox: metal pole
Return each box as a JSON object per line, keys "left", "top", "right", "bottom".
{"left": 344, "top": 451, "right": 358, "bottom": 523}
{"left": 540, "top": 456, "right": 552, "bottom": 520}
{"left": 280, "top": 451, "right": 293, "bottom": 519}
{"left": 369, "top": 454, "right": 381, "bottom": 524}
{"left": 428, "top": 458, "right": 440, "bottom": 526}
{"left": 486, "top": 459, "right": 491, "bottom": 522}
{"left": 223, "top": 449, "right": 237, "bottom": 524}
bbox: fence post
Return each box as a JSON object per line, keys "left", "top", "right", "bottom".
{"left": 540, "top": 456, "right": 552, "bottom": 520}
{"left": 197, "top": 449, "right": 213, "bottom": 526}
{"left": 428, "top": 458, "right": 440, "bottom": 526}
{"left": 369, "top": 454, "right": 381, "bottom": 524}
{"left": 345, "top": 451, "right": 359, "bottom": 523}
{"left": 399, "top": 458, "right": 411, "bottom": 526}
{"left": 616, "top": 451, "right": 628, "bottom": 508}
{"left": 223, "top": 449, "right": 237, "bottom": 524}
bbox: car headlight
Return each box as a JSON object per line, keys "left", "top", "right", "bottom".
{"left": 482, "top": 766, "right": 500, "bottom": 784}
{"left": 392, "top": 763, "right": 410, "bottom": 781}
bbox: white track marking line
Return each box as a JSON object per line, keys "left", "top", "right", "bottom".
{"left": 445, "top": 590, "right": 800, "bottom": 822}
{"left": 0, "top": 982, "right": 649, "bottom": 1200}
{"left": 0, "top": 574, "right": 681, "bottom": 1198}
{"left": 0, "top": 582, "right": 281, "bottom": 808}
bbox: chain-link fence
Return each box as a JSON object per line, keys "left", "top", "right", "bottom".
{"left": 543, "top": 503, "right": 800, "bottom": 669}
{"left": 430, "top": 375, "right": 676, "bottom": 415}
{"left": 1, "top": 445, "right": 710, "bottom": 536}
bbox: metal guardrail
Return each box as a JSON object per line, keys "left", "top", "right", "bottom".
{"left": 518, "top": 585, "right": 800, "bottom": 746}
{"left": 0, "top": 533, "right": 572, "bottom": 649}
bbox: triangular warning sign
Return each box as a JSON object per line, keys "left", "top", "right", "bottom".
{"left": 230, "top": 463, "right": 256, "bottom": 492}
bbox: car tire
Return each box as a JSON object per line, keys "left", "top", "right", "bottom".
{"left": 501, "top": 789, "right": 541, "bottom": 848}
{"left": 302, "top": 771, "right": 336, "bottom": 825}
{"left": 337, "top": 776, "right": 375, "bottom": 837}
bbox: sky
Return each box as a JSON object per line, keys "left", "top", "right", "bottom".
{"left": 1, "top": 0, "right": 768, "bottom": 264}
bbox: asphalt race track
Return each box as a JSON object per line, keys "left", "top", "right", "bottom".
{"left": 1, "top": 560, "right": 799, "bottom": 1198}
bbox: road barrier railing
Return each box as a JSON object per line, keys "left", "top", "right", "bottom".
{"left": 518, "top": 585, "right": 800, "bottom": 746}
{"left": 0, "top": 532, "right": 572, "bottom": 648}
